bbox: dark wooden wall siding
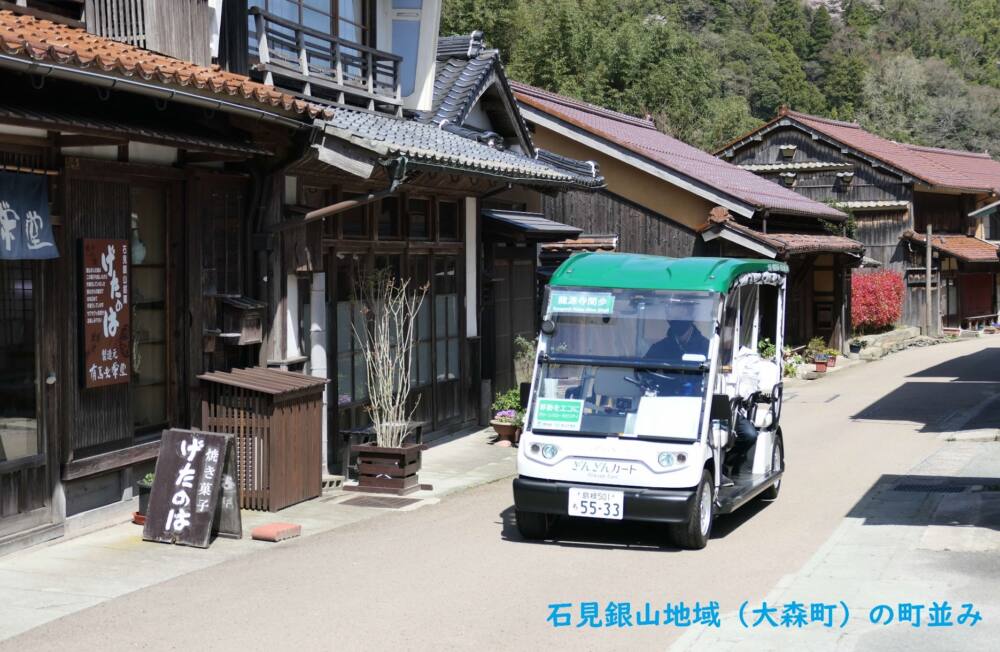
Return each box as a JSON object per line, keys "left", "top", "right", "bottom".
{"left": 728, "top": 127, "right": 910, "bottom": 203}
{"left": 913, "top": 191, "right": 970, "bottom": 233}
{"left": 541, "top": 189, "right": 701, "bottom": 257}
{"left": 756, "top": 168, "right": 909, "bottom": 203}
{"left": 903, "top": 281, "right": 941, "bottom": 330}
{"left": 855, "top": 210, "right": 911, "bottom": 269}
{"left": 64, "top": 176, "right": 133, "bottom": 453}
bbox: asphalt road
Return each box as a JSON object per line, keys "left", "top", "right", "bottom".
{"left": 8, "top": 338, "right": 999, "bottom": 652}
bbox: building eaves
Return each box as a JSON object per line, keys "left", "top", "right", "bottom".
{"left": 0, "top": 10, "right": 331, "bottom": 124}
{"left": 0, "top": 101, "right": 271, "bottom": 155}
{"left": 902, "top": 230, "right": 1000, "bottom": 264}
{"left": 702, "top": 211, "right": 864, "bottom": 259}
{"left": 319, "top": 106, "right": 604, "bottom": 188}
{"left": 969, "top": 199, "right": 1000, "bottom": 218}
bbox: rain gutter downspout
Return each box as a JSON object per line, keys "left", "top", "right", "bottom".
{"left": 0, "top": 54, "right": 310, "bottom": 131}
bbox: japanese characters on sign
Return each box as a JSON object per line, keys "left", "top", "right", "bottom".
{"left": 81, "top": 238, "right": 130, "bottom": 388}
{"left": 548, "top": 290, "right": 615, "bottom": 315}
{"left": 143, "top": 429, "right": 242, "bottom": 548}
{"left": 0, "top": 171, "right": 59, "bottom": 261}
{"left": 533, "top": 398, "right": 584, "bottom": 431}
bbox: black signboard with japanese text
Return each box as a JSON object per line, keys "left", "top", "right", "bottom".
{"left": 81, "top": 238, "right": 131, "bottom": 388}
{"left": 143, "top": 428, "right": 242, "bottom": 548}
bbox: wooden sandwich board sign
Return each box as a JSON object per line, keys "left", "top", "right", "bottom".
{"left": 143, "top": 428, "right": 242, "bottom": 548}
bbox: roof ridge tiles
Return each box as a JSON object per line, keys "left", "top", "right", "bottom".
{"left": 906, "top": 143, "right": 992, "bottom": 159}
{"left": 511, "top": 80, "right": 657, "bottom": 130}
{"left": 785, "top": 110, "right": 860, "bottom": 129}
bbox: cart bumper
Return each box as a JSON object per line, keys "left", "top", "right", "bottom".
{"left": 513, "top": 476, "right": 697, "bottom": 524}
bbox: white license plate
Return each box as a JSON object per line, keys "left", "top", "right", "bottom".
{"left": 568, "top": 487, "right": 624, "bottom": 520}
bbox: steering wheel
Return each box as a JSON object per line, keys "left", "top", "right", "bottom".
{"left": 625, "top": 370, "right": 679, "bottom": 397}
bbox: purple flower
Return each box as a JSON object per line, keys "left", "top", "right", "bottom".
{"left": 494, "top": 409, "right": 517, "bottom": 422}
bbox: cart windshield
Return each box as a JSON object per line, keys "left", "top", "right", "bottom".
{"left": 545, "top": 288, "right": 717, "bottom": 364}
{"left": 530, "top": 288, "right": 718, "bottom": 438}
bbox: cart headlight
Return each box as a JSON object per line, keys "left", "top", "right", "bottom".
{"left": 541, "top": 444, "right": 559, "bottom": 460}
{"left": 658, "top": 452, "right": 676, "bottom": 468}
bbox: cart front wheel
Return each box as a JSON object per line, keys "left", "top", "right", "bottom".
{"left": 669, "top": 470, "right": 714, "bottom": 550}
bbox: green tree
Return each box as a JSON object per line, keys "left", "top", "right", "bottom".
{"left": 439, "top": 0, "right": 519, "bottom": 57}
{"left": 770, "top": 0, "right": 812, "bottom": 59}
{"left": 821, "top": 51, "right": 867, "bottom": 117}
{"left": 809, "top": 5, "right": 834, "bottom": 58}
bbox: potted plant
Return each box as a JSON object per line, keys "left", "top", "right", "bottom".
{"left": 805, "top": 336, "right": 827, "bottom": 362}
{"left": 825, "top": 347, "right": 839, "bottom": 367}
{"left": 490, "top": 388, "right": 522, "bottom": 445}
{"left": 849, "top": 338, "right": 864, "bottom": 354}
{"left": 134, "top": 472, "right": 154, "bottom": 525}
{"left": 813, "top": 352, "right": 829, "bottom": 373}
{"left": 782, "top": 346, "right": 803, "bottom": 378}
{"left": 349, "top": 269, "right": 429, "bottom": 495}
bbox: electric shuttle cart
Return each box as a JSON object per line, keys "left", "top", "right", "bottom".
{"left": 513, "top": 254, "right": 788, "bottom": 549}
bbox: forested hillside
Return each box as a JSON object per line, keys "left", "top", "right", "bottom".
{"left": 441, "top": 0, "right": 1000, "bottom": 153}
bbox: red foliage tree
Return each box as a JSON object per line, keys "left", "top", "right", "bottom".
{"left": 852, "top": 270, "right": 904, "bottom": 333}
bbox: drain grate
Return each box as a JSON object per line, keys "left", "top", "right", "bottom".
{"left": 339, "top": 496, "right": 421, "bottom": 509}
{"left": 893, "top": 484, "right": 966, "bottom": 493}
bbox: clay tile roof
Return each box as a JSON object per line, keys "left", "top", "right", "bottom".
{"left": 704, "top": 211, "right": 865, "bottom": 258}
{"left": 902, "top": 231, "right": 1000, "bottom": 264}
{"left": 321, "top": 106, "right": 604, "bottom": 188}
{"left": 771, "top": 110, "right": 1000, "bottom": 193}
{"left": 511, "top": 81, "right": 846, "bottom": 221}
{"left": 0, "top": 10, "right": 331, "bottom": 121}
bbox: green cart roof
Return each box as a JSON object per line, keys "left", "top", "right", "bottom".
{"left": 549, "top": 253, "right": 788, "bottom": 293}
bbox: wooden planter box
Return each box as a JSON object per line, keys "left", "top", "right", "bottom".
{"left": 350, "top": 443, "right": 426, "bottom": 496}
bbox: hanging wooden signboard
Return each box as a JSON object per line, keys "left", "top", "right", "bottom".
{"left": 81, "top": 238, "right": 131, "bottom": 388}
{"left": 143, "top": 428, "right": 242, "bottom": 548}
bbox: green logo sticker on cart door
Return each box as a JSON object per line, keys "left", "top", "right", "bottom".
{"left": 548, "top": 290, "right": 615, "bottom": 315}
{"left": 534, "top": 398, "right": 584, "bottom": 431}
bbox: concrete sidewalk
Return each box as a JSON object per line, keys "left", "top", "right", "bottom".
{"left": 0, "top": 426, "right": 516, "bottom": 642}
{"left": 672, "top": 440, "right": 1000, "bottom": 651}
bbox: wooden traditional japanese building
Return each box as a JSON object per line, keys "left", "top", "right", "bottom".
{"left": 0, "top": 3, "right": 600, "bottom": 554}
{"left": 718, "top": 108, "right": 1000, "bottom": 332}
{"left": 509, "top": 82, "right": 862, "bottom": 347}
{"left": 406, "top": 31, "right": 603, "bottom": 396}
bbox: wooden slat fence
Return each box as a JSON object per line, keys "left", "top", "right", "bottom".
{"left": 199, "top": 367, "right": 326, "bottom": 512}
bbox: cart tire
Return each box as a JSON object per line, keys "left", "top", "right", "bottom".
{"left": 761, "top": 435, "right": 784, "bottom": 501}
{"left": 516, "top": 509, "right": 552, "bottom": 540}
{"left": 669, "top": 470, "right": 714, "bottom": 550}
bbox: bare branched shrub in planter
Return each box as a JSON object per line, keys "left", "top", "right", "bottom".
{"left": 350, "top": 268, "right": 428, "bottom": 494}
